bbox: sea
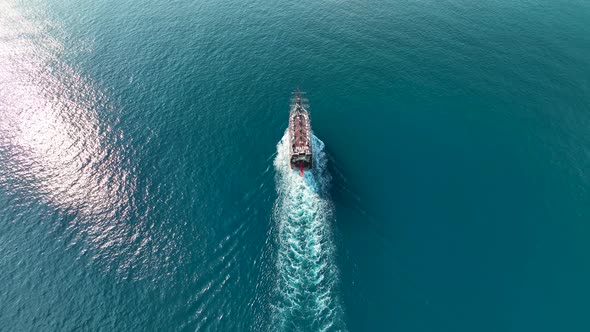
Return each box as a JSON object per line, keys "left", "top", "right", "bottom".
{"left": 1, "top": 0, "right": 589, "bottom": 331}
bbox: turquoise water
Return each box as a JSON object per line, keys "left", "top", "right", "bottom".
{"left": 1, "top": 0, "right": 590, "bottom": 330}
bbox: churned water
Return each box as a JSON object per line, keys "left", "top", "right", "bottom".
{"left": 1, "top": 0, "right": 590, "bottom": 331}
{"left": 273, "top": 133, "right": 345, "bottom": 331}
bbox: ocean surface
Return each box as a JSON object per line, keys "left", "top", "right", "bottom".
{"left": 1, "top": 0, "right": 590, "bottom": 331}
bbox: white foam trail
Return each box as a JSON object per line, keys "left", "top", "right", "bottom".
{"left": 272, "top": 131, "right": 346, "bottom": 331}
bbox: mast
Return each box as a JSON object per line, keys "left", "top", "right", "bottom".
{"left": 290, "top": 89, "right": 310, "bottom": 110}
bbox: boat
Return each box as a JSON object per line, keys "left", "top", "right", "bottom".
{"left": 289, "top": 89, "right": 313, "bottom": 176}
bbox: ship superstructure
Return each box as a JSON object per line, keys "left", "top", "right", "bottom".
{"left": 289, "top": 89, "right": 313, "bottom": 175}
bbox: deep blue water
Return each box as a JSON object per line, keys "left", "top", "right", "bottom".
{"left": 1, "top": 0, "right": 590, "bottom": 330}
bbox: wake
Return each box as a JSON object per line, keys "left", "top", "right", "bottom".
{"left": 272, "top": 131, "right": 346, "bottom": 331}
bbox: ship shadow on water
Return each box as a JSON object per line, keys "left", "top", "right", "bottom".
{"left": 322, "top": 140, "right": 450, "bottom": 332}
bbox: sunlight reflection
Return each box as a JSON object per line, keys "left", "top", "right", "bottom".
{"left": 0, "top": 2, "right": 140, "bottom": 262}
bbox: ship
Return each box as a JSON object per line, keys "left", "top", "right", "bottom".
{"left": 289, "top": 89, "right": 313, "bottom": 176}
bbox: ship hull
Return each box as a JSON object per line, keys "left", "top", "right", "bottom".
{"left": 288, "top": 90, "right": 313, "bottom": 171}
